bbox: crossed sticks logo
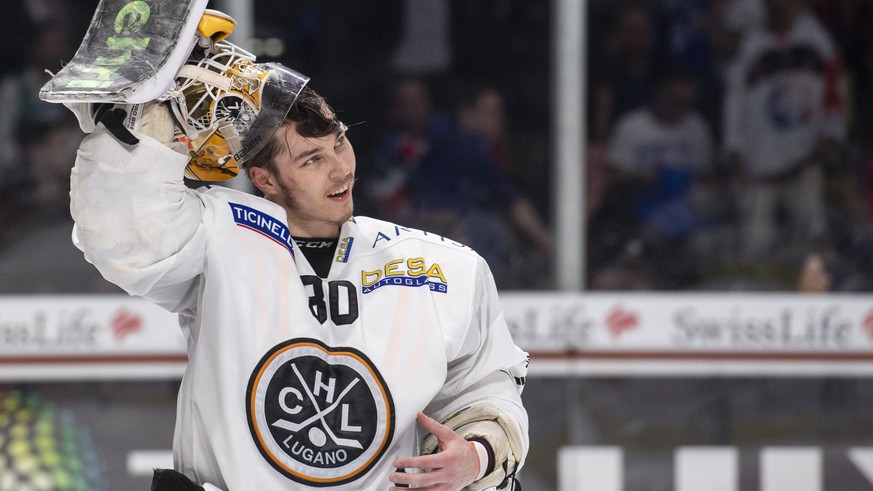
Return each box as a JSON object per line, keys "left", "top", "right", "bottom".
{"left": 247, "top": 338, "right": 395, "bottom": 486}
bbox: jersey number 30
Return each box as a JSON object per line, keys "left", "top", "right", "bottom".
{"left": 301, "top": 275, "right": 359, "bottom": 326}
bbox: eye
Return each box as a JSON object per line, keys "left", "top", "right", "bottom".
{"left": 335, "top": 134, "right": 346, "bottom": 147}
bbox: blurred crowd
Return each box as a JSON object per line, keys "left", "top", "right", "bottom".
{"left": 1, "top": 0, "right": 872, "bottom": 293}
{"left": 586, "top": 0, "right": 873, "bottom": 292}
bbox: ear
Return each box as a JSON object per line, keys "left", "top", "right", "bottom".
{"left": 249, "top": 166, "right": 278, "bottom": 196}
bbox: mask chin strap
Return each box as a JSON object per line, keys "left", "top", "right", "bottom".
{"left": 177, "top": 65, "right": 233, "bottom": 92}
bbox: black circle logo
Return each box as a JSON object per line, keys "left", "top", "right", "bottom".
{"left": 246, "top": 338, "right": 394, "bottom": 486}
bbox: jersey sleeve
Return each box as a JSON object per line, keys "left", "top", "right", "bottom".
{"left": 424, "top": 255, "right": 530, "bottom": 466}
{"left": 70, "top": 126, "right": 207, "bottom": 312}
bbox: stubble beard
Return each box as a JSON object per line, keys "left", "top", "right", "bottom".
{"left": 276, "top": 179, "right": 354, "bottom": 232}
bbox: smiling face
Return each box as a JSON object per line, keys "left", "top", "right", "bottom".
{"left": 250, "top": 122, "right": 355, "bottom": 238}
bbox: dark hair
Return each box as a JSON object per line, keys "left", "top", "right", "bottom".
{"left": 242, "top": 85, "right": 342, "bottom": 174}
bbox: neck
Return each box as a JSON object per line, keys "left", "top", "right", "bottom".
{"left": 288, "top": 219, "right": 344, "bottom": 239}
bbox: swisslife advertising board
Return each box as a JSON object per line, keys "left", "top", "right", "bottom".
{"left": 0, "top": 292, "right": 872, "bottom": 379}
{"left": 2, "top": 293, "right": 873, "bottom": 490}
{"left": 0, "top": 295, "right": 185, "bottom": 380}
{"left": 501, "top": 292, "right": 873, "bottom": 377}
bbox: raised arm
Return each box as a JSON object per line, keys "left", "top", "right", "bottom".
{"left": 70, "top": 104, "right": 208, "bottom": 311}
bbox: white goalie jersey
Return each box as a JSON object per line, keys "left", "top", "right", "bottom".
{"left": 70, "top": 127, "right": 529, "bottom": 490}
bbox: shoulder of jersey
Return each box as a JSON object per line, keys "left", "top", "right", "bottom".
{"left": 352, "top": 215, "right": 482, "bottom": 259}
{"left": 795, "top": 12, "right": 838, "bottom": 52}
{"left": 197, "top": 185, "right": 285, "bottom": 213}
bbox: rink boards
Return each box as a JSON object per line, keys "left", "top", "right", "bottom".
{"left": 0, "top": 292, "right": 872, "bottom": 379}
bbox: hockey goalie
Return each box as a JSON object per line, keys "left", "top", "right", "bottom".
{"left": 43, "top": 1, "right": 530, "bottom": 490}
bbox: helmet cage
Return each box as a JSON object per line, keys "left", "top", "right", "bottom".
{"left": 176, "top": 41, "right": 257, "bottom": 136}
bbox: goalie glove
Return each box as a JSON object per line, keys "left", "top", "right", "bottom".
{"left": 421, "top": 404, "right": 524, "bottom": 490}
{"left": 64, "top": 101, "right": 187, "bottom": 154}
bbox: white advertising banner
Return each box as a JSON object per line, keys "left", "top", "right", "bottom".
{"left": 0, "top": 295, "right": 186, "bottom": 380}
{"left": 499, "top": 292, "right": 873, "bottom": 377}
{"left": 2, "top": 292, "right": 873, "bottom": 379}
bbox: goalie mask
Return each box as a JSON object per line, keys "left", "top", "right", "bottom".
{"left": 45, "top": 6, "right": 309, "bottom": 181}
{"left": 172, "top": 33, "right": 309, "bottom": 181}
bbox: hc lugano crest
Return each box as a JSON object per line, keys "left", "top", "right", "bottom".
{"left": 246, "top": 338, "right": 395, "bottom": 486}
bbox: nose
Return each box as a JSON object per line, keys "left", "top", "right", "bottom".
{"left": 329, "top": 153, "right": 353, "bottom": 180}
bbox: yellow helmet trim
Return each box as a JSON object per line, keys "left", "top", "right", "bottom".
{"left": 198, "top": 9, "right": 236, "bottom": 43}
{"left": 184, "top": 129, "right": 240, "bottom": 181}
